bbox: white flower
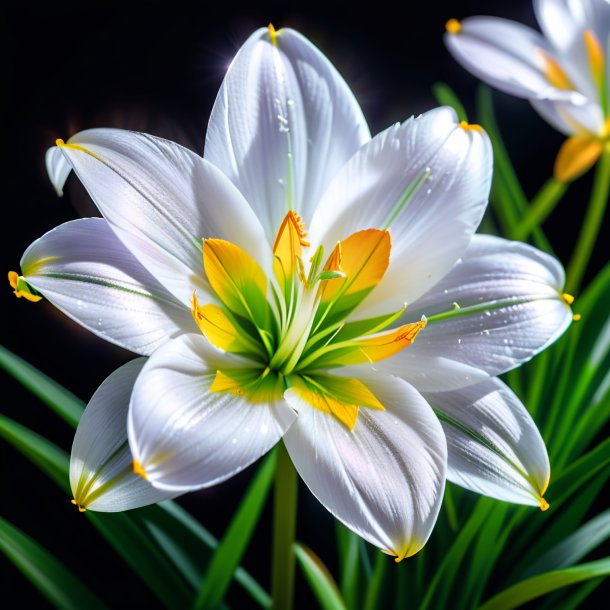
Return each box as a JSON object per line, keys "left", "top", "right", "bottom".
{"left": 445, "top": 0, "right": 610, "bottom": 182}
{"left": 15, "top": 26, "right": 572, "bottom": 559}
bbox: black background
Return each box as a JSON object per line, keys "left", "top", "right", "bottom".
{"left": 2, "top": 2, "right": 607, "bottom": 608}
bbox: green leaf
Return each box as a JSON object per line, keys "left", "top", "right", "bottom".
{"left": 0, "top": 344, "right": 84, "bottom": 427}
{"left": 138, "top": 501, "right": 271, "bottom": 608}
{"left": 0, "top": 415, "right": 70, "bottom": 491}
{"left": 0, "top": 517, "right": 109, "bottom": 610}
{"left": 431, "top": 82, "right": 468, "bottom": 122}
{"left": 194, "top": 450, "right": 277, "bottom": 610}
{"left": 335, "top": 523, "right": 361, "bottom": 610}
{"left": 87, "top": 512, "right": 193, "bottom": 610}
{"left": 522, "top": 509, "right": 610, "bottom": 578}
{"left": 478, "top": 557, "right": 610, "bottom": 610}
{"left": 476, "top": 85, "right": 552, "bottom": 252}
{"left": 294, "top": 542, "right": 348, "bottom": 610}
{"left": 363, "top": 551, "right": 388, "bottom": 610}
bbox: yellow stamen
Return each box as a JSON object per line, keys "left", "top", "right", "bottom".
{"left": 573, "top": 313, "right": 582, "bottom": 321}
{"left": 319, "top": 229, "right": 390, "bottom": 307}
{"left": 554, "top": 134, "right": 603, "bottom": 183}
{"left": 445, "top": 18, "right": 461, "bottom": 34}
{"left": 536, "top": 49, "right": 573, "bottom": 90}
{"left": 70, "top": 498, "right": 87, "bottom": 513}
{"left": 273, "top": 211, "right": 310, "bottom": 288}
{"left": 584, "top": 30, "right": 604, "bottom": 85}
{"left": 459, "top": 121, "right": 483, "bottom": 132}
{"left": 133, "top": 459, "right": 148, "bottom": 480}
{"left": 55, "top": 138, "right": 99, "bottom": 157}
{"left": 539, "top": 497, "right": 550, "bottom": 512}
{"left": 562, "top": 293, "right": 575, "bottom": 305}
{"left": 268, "top": 23, "right": 278, "bottom": 46}
{"left": 8, "top": 271, "right": 42, "bottom": 302}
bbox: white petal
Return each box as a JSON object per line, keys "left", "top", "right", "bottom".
{"left": 128, "top": 334, "right": 297, "bottom": 491}
{"left": 310, "top": 107, "right": 492, "bottom": 314}
{"left": 396, "top": 235, "right": 572, "bottom": 378}
{"left": 21, "top": 218, "right": 194, "bottom": 356}
{"left": 535, "top": 0, "right": 610, "bottom": 68}
{"left": 283, "top": 372, "right": 446, "bottom": 559}
{"left": 70, "top": 358, "right": 177, "bottom": 512}
{"left": 45, "top": 146, "right": 72, "bottom": 196}
{"left": 445, "top": 16, "right": 571, "bottom": 99}
{"left": 424, "top": 378, "right": 550, "bottom": 507}
{"left": 205, "top": 27, "right": 370, "bottom": 242}
{"left": 530, "top": 97, "right": 605, "bottom": 136}
{"left": 55, "top": 129, "right": 269, "bottom": 304}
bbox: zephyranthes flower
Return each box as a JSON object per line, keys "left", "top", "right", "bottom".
{"left": 14, "top": 26, "right": 573, "bottom": 559}
{"left": 445, "top": 0, "right": 610, "bottom": 182}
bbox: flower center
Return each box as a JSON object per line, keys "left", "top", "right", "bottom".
{"left": 191, "top": 211, "right": 426, "bottom": 429}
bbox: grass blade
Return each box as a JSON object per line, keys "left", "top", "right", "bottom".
{"left": 294, "top": 542, "right": 348, "bottom": 610}
{"left": 0, "top": 516, "right": 109, "bottom": 610}
{"left": 478, "top": 557, "right": 610, "bottom": 610}
{"left": 0, "top": 344, "right": 84, "bottom": 427}
{"left": 0, "top": 414, "right": 70, "bottom": 490}
{"left": 432, "top": 82, "right": 468, "bottom": 121}
{"left": 193, "top": 450, "right": 277, "bottom": 610}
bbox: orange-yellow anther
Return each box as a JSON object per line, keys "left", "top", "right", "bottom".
{"left": 133, "top": 459, "right": 148, "bottom": 480}
{"left": 460, "top": 121, "right": 483, "bottom": 132}
{"left": 584, "top": 30, "right": 604, "bottom": 85}
{"left": 554, "top": 135, "right": 603, "bottom": 183}
{"left": 8, "top": 271, "right": 42, "bottom": 302}
{"left": 268, "top": 23, "right": 278, "bottom": 46}
{"left": 562, "top": 293, "right": 575, "bottom": 305}
{"left": 539, "top": 497, "right": 550, "bottom": 512}
{"left": 71, "top": 499, "right": 87, "bottom": 513}
{"left": 537, "top": 49, "right": 573, "bottom": 90}
{"left": 573, "top": 313, "right": 582, "bottom": 321}
{"left": 445, "top": 18, "right": 461, "bottom": 34}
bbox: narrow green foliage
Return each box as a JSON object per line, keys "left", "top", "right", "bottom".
{"left": 0, "top": 344, "right": 84, "bottom": 427}
{"left": 294, "top": 543, "right": 347, "bottom": 610}
{"left": 432, "top": 82, "right": 468, "bottom": 121}
{"left": 0, "top": 415, "right": 70, "bottom": 491}
{"left": 0, "top": 517, "right": 109, "bottom": 610}
{"left": 363, "top": 552, "right": 388, "bottom": 610}
{"left": 194, "top": 450, "right": 277, "bottom": 610}
{"left": 478, "top": 557, "right": 610, "bottom": 610}
{"left": 335, "top": 524, "right": 361, "bottom": 610}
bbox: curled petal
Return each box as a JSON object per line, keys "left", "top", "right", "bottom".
{"left": 445, "top": 16, "right": 573, "bottom": 100}
{"left": 70, "top": 359, "right": 177, "bottom": 512}
{"left": 283, "top": 372, "right": 446, "bottom": 560}
{"left": 205, "top": 27, "right": 370, "bottom": 243}
{"left": 20, "top": 218, "right": 194, "bottom": 355}
{"left": 310, "top": 107, "right": 492, "bottom": 314}
{"left": 45, "top": 145, "right": 72, "bottom": 196}
{"left": 425, "top": 378, "right": 550, "bottom": 508}
{"left": 53, "top": 129, "right": 269, "bottom": 304}
{"left": 128, "top": 334, "right": 297, "bottom": 491}
{"left": 381, "top": 235, "right": 572, "bottom": 383}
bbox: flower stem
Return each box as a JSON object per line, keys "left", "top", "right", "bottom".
{"left": 271, "top": 442, "right": 298, "bottom": 610}
{"left": 511, "top": 178, "right": 567, "bottom": 241}
{"left": 566, "top": 147, "right": 610, "bottom": 294}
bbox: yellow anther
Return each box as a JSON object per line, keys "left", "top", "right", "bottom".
{"left": 268, "top": 23, "right": 278, "bottom": 46}
{"left": 584, "top": 30, "right": 604, "bottom": 85}
{"left": 8, "top": 271, "right": 42, "bottom": 302}
{"left": 536, "top": 49, "right": 573, "bottom": 90}
{"left": 459, "top": 121, "right": 483, "bottom": 132}
{"left": 573, "top": 313, "right": 582, "bottom": 321}
{"left": 562, "top": 293, "right": 575, "bottom": 305}
{"left": 56, "top": 138, "right": 65, "bottom": 147}
{"left": 445, "top": 18, "right": 461, "bottom": 34}
{"left": 71, "top": 499, "right": 86, "bottom": 513}
{"left": 539, "top": 497, "right": 550, "bottom": 512}
{"left": 133, "top": 459, "right": 148, "bottom": 480}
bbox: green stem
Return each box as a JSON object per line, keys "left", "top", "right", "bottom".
{"left": 566, "top": 148, "right": 610, "bottom": 294}
{"left": 512, "top": 178, "right": 568, "bottom": 241}
{"left": 271, "top": 442, "right": 298, "bottom": 610}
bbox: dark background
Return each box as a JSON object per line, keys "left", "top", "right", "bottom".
{"left": 2, "top": 2, "right": 606, "bottom": 608}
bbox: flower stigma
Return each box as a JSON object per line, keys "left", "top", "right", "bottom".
{"left": 193, "top": 212, "right": 427, "bottom": 430}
